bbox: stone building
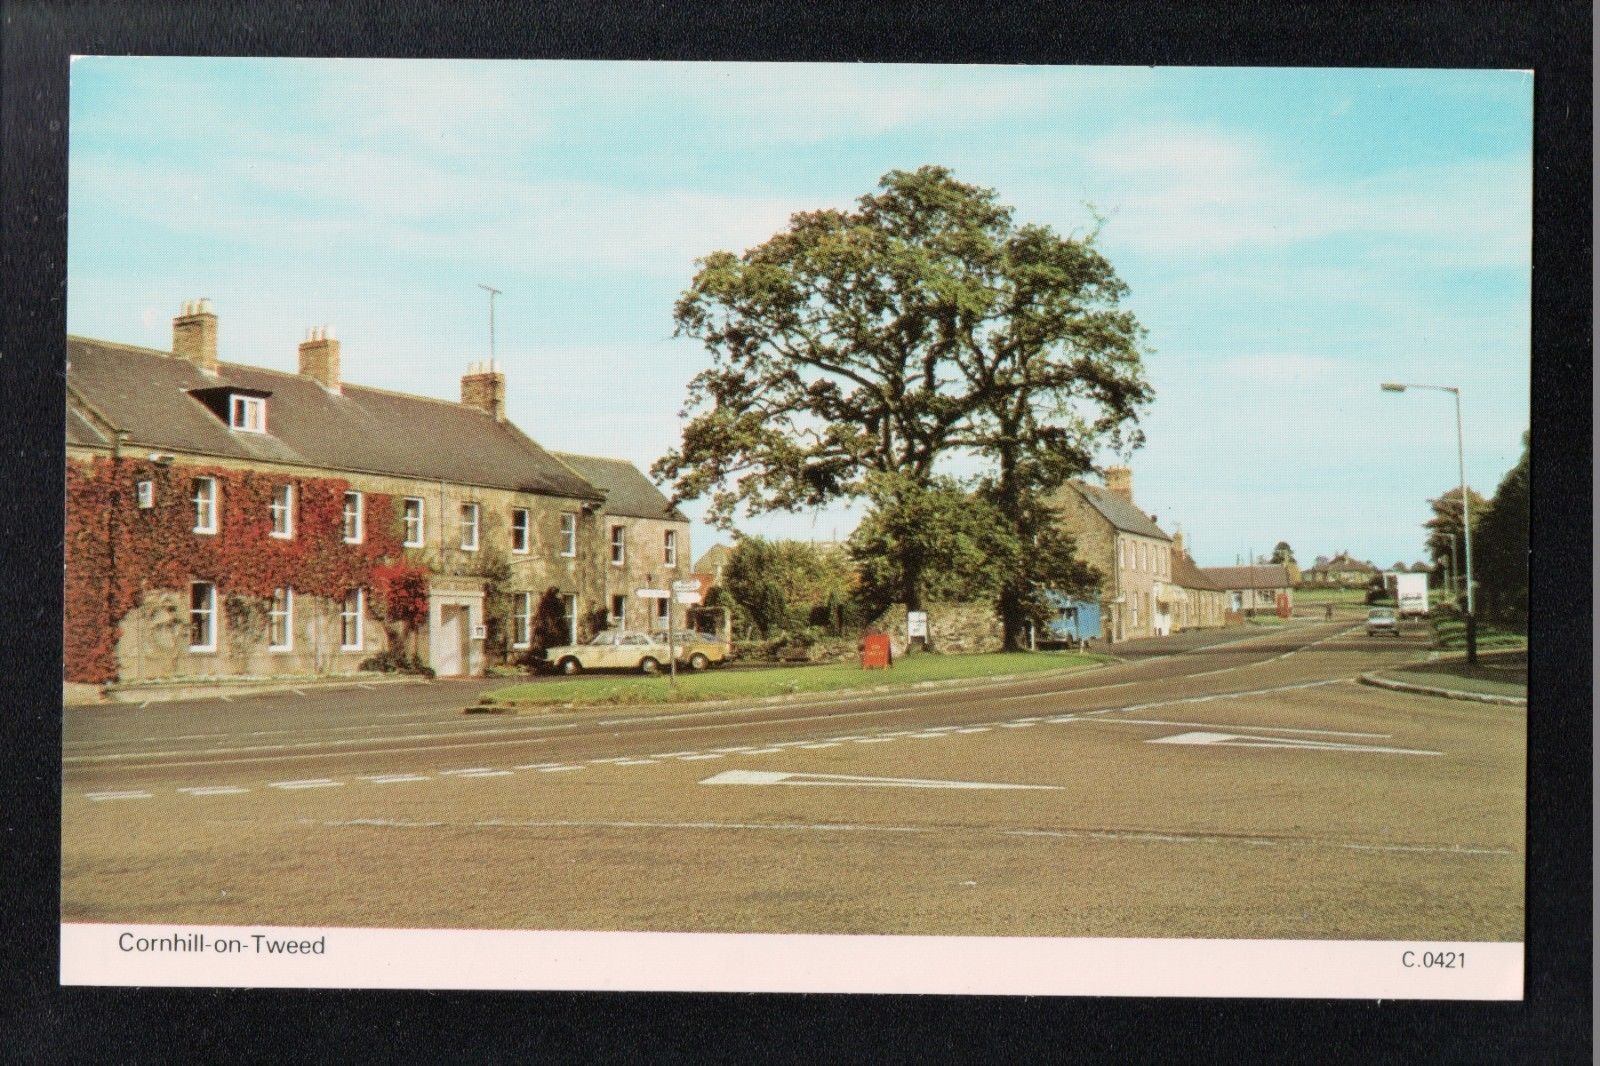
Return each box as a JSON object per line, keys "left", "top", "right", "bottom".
{"left": 1300, "top": 552, "right": 1380, "bottom": 586}
{"left": 1200, "top": 564, "right": 1295, "bottom": 615}
{"left": 64, "top": 300, "right": 688, "bottom": 684}
{"left": 551, "top": 452, "right": 690, "bottom": 634}
{"left": 1047, "top": 466, "right": 1175, "bottom": 643}
{"left": 1169, "top": 533, "right": 1229, "bottom": 631}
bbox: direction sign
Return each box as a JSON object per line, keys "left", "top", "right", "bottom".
{"left": 636, "top": 588, "right": 670, "bottom": 599}
{"left": 672, "top": 579, "right": 701, "bottom": 593}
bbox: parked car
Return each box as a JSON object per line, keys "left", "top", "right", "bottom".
{"left": 1365, "top": 607, "right": 1401, "bottom": 638}
{"left": 542, "top": 630, "right": 729, "bottom": 675}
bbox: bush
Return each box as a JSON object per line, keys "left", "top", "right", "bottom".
{"left": 360, "top": 650, "right": 436, "bottom": 679}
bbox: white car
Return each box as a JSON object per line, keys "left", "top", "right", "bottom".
{"left": 544, "top": 630, "right": 675, "bottom": 675}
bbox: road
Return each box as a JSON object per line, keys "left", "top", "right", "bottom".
{"left": 62, "top": 621, "right": 1524, "bottom": 940}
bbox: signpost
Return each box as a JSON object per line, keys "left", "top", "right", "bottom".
{"left": 637, "top": 588, "right": 676, "bottom": 683}
{"left": 906, "top": 611, "right": 928, "bottom": 641}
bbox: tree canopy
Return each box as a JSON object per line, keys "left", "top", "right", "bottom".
{"left": 1424, "top": 485, "right": 1491, "bottom": 596}
{"left": 656, "top": 166, "right": 1150, "bottom": 645}
{"left": 1472, "top": 432, "right": 1529, "bottom": 624}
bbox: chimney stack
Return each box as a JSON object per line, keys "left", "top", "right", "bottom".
{"left": 1105, "top": 465, "right": 1133, "bottom": 503}
{"left": 461, "top": 361, "right": 506, "bottom": 421}
{"left": 172, "top": 298, "right": 219, "bottom": 373}
{"left": 298, "top": 326, "right": 341, "bottom": 393}
{"left": 1172, "top": 529, "right": 1185, "bottom": 557}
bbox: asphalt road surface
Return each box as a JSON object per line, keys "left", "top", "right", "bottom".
{"left": 63, "top": 620, "right": 1524, "bottom": 940}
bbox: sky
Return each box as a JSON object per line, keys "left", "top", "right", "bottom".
{"left": 67, "top": 59, "right": 1532, "bottom": 570}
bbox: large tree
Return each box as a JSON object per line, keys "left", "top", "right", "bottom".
{"left": 656, "top": 166, "right": 1150, "bottom": 645}
{"left": 1424, "top": 485, "right": 1491, "bottom": 600}
{"left": 1472, "top": 431, "right": 1529, "bottom": 625}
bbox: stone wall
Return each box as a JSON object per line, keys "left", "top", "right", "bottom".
{"left": 872, "top": 601, "right": 1004, "bottom": 656}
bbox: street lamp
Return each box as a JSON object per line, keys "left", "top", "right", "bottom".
{"left": 1381, "top": 382, "right": 1477, "bottom": 663}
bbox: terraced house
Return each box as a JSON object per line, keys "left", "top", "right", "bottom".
{"left": 64, "top": 299, "right": 688, "bottom": 686}
{"left": 1048, "top": 467, "right": 1176, "bottom": 643}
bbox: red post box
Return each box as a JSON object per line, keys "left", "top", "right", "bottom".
{"left": 860, "top": 632, "right": 892, "bottom": 670}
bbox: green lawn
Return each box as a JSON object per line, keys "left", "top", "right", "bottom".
{"left": 1431, "top": 617, "right": 1527, "bottom": 652}
{"left": 1386, "top": 650, "right": 1527, "bottom": 699}
{"left": 1291, "top": 587, "right": 1372, "bottom": 605}
{"left": 481, "top": 651, "right": 1109, "bottom": 708}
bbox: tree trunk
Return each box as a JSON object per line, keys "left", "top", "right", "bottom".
{"left": 995, "top": 432, "right": 1030, "bottom": 651}
{"left": 902, "top": 554, "right": 930, "bottom": 652}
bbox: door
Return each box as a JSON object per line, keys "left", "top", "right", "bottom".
{"left": 435, "top": 604, "right": 466, "bottom": 676}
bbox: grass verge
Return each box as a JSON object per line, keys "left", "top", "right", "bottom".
{"left": 481, "top": 651, "right": 1109, "bottom": 708}
{"left": 1383, "top": 649, "right": 1527, "bottom": 699}
{"left": 1431, "top": 617, "right": 1527, "bottom": 652}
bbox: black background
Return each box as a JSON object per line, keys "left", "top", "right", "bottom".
{"left": 2, "top": 2, "right": 1590, "bottom": 1061}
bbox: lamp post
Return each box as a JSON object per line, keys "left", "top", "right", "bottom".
{"left": 1381, "top": 382, "right": 1477, "bottom": 663}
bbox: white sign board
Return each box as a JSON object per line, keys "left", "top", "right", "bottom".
{"left": 675, "top": 591, "right": 703, "bottom": 605}
{"left": 636, "top": 589, "right": 670, "bottom": 599}
{"left": 672, "top": 579, "right": 701, "bottom": 593}
{"left": 906, "top": 611, "right": 929, "bottom": 638}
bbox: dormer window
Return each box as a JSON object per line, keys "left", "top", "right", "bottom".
{"left": 230, "top": 394, "right": 266, "bottom": 432}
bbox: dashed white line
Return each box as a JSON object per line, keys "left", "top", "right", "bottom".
{"left": 87, "top": 790, "right": 152, "bottom": 801}
{"left": 269, "top": 779, "right": 342, "bottom": 790}
{"left": 677, "top": 753, "right": 724, "bottom": 760}
{"left": 800, "top": 743, "right": 841, "bottom": 750}
{"left": 536, "top": 765, "right": 582, "bottom": 773}
{"left": 613, "top": 759, "right": 658, "bottom": 766}
{"left": 444, "top": 769, "right": 514, "bottom": 778}
{"left": 362, "top": 774, "right": 430, "bottom": 784}
{"left": 177, "top": 785, "right": 249, "bottom": 796}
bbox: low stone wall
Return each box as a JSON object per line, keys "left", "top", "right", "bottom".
{"left": 872, "top": 601, "right": 1003, "bottom": 656}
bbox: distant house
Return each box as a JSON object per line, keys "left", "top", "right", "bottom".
{"left": 1200, "top": 564, "right": 1295, "bottom": 615}
{"left": 1300, "top": 552, "right": 1380, "bottom": 587}
{"left": 693, "top": 544, "right": 733, "bottom": 584}
{"left": 1047, "top": 466, "right": 1175, "bottom": 642}
{"left": 1170, "top": 535, "right": 1229, "bottom": 631}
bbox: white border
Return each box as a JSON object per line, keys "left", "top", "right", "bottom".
{"left": 60, "top": 924, "right": 1524, "bottom": 999}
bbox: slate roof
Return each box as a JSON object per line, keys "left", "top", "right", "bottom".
{"left": 66, "top": 336, "right": 602, "bottom": 501}
{"left": 1199, "top": 564, "right": 1294, "bottom": 591}
{"left": 551, "top": 452, "right": 684, "bottom": 521}
{"left": 1067, "top": 481, "right": 1171, "bottom": 541}
{"left": 1171, "top": 551, "right": 1224, "bottom": 592}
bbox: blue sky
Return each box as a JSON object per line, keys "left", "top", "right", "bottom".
{"left": 68, "top": 59, "right": 1531, "bottom": 569}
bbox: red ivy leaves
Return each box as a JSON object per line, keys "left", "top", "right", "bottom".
{"left": 64, "top": 457, "right": 426, "bottom": 683}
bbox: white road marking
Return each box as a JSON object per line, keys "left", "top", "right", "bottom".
{"left": 514, "top": 763, "right": 568, "bottom": 770}
{"left": 440, "top": 768, "right": 514, "bottom": 778}
{"left": 799, "top": 743, "right": 841, "bottom": 749}
{"left": 177, "top": 785, "right": 249, "bottom": 796}
{"left": 439, "top": 767, "right": 495, "bottom": 775}
{"left": 1067, "top": 718, "right": 1392, "bottom": 739}
{"left": 854, "top": 737, "right": 896, "bottom": 743}
{"left": 1146, "top": 731, "right": 1441, "bottom": 756}
{"left": 613, "top": 759, "right": 658, "bottom": 766}
{"left": 678, "top": 753, "right": 724, "bottom": 760}
{"left": 954, "top": 728, "right": 990, "bottom": 734}
{"left": 86, "top": 790, "right": 152, "bottom": 801}
{"left": 65, "top": 724, "right": 557, "bottom": 764}
{"left": 1000, "top": 723, "right": 1036, "bottom": 729}
{"left": 711, "top": 746, "right": 758, "bottom": 753}
{"left": 269, "top": 778, "right": 343, "bottom": 790}
{"left": 909, "top": 732, "right": 948, "bottom": 739}
{"left": 361, "top": 774, "right": 431, "bottom": 784}
{"left": 536, "top": 765, "right": 582, "bottom": 773}
{"left": 701, "top": 769, "right": 1063, "bottom": 791}
{"left": 745, "top": 748, "right": 783, "bottom": 755}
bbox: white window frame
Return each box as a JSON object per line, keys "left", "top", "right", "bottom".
{"left": 610, "top": 594, "right": 626, "bottom": 627}
{"left": 610, "top": 525, "right": 625, "bottom": 566}
{"left": 402, "top": 497, "right": 425, "bottom": 548}
{"left": 229, "top": 394, "right": 266, "bottom": 433}
{"left": 189, "top": 581, "right": 217, "bottom": 651}
{"left": 192, "top": 477, "right": 218, "bottom": 535}
{"left": 559, "top": 513, "right": 577, "bottom": 557}
{"left": 512, "top": 591, "right": 533, "bottom": 649}
{"left": 268, "top": 587, "right": 294, "bottom": 651}
{"left": 460, "top": 502, "right": 480, "bottom": 551}
{"left": 653, "top": 594, "right": 670, "bottom": 630}
{"left": 511, "top": 508, "right": 530, "bottom": 554}
{"left": 343, "top": 491, "right": 364, "bottom": 544}
{"left": 270, "top": 483, "right": 295, "bottom": 539}
{"left": 663, "top": 529, "right": 678, "bottom": 567}
{"left": 562, "top": 593, "right": 578, "bottom": 646}
{"left": 340, "top": 587, "right": 365, "bottom": 651}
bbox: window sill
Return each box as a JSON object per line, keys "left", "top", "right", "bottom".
{"left": 268, "top": 645, "right": 294, "bottom": 654}
{"left": 344, "top": 537, "right": 363, "bottom": 545}
{"left": 512, "top": 548, "right": 530, "bottom": 555}
{"left": 269, "top": 532, "right": 294, "bottom": 541}
{"left": 339, "top": 645, "right": 363, "bottom": 653}
{"left": 193, "top": 528, "right": 217, "bottom": 536}
{"left": 188, "top": 645, "right": 218, "bottom": 654}
{"left": 460, "top": 545, "right": 480, "bottom": 553}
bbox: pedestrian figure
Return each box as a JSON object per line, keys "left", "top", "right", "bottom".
{"left": 1324, "top": 603, "right": 1333, "bottom": 621}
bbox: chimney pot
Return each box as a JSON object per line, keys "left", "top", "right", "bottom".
{"left": 172, "top": 298, "right": 219, "bottom": 373}
{"left": 1105, "top": 465, "right": 1133, "bottom": 503}
{"left": 461, "top": 363, "right": 507, "bottom": 421}
{"left": 299, "top": 326, "right": 342, "bottom": 393}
